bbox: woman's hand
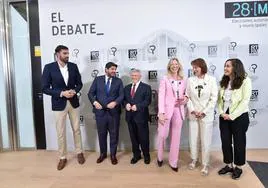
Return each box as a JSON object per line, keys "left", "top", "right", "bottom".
{"left": 221, "top": 113, "right": 231, "bottom": 120}
{"left": 176, "top": 95, "right": 188, "bottom": 105}
{"left": 158, "top": 113, "right": 167, "bottom": 125}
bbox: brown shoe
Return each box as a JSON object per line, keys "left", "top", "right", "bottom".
{"left": 111, "top": 155, "right": 118, "bottom": 165}
{"left": 57, "top": 159, "right": 67, "bottom": 171}
{"left": 77, "top": 153, "right": 85, "bottom": 164}
{"left": 96, "top": 153, "right": 107, "bottom": 163}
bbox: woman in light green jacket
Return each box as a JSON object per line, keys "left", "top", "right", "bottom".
{"left": 217, "top": 58, "right": 251, "bottom": 180}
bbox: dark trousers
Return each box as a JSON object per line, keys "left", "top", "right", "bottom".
{"left": 96, "top": 112, "right": 120, "bottom": 156}
{"left": 219, "top": 111, "right": 249, "bottom": 166}
{"left": 127, "top": 118, "right": 150, "bottom": 158}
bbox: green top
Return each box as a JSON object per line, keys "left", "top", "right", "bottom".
{"left": 218, "top": 77, "right": 252, "bottom": 120}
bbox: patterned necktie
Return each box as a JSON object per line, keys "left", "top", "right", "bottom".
{"left": 105, "top": 77, "right": 111, "bottom": 96}
{"left": 131, "top": 83, "right": 136, "bottom": 98}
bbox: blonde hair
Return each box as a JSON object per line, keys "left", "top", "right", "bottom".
{"left": 167, "top": 58, "right": 184, "bottom": 79}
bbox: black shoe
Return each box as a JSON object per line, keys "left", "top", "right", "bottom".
{"left": 130, "top": 156, "right": 141, "bottom": 164}
{"left": 157, "top": 160, "right": 163, "bottom": 167}
{"left": 96, "top": 153, "right": 107, "bottom": 163}
{"left": 110, "top": 155, "right": 118, "bottom": 165}
{"left": 169, "top": 165, "right": 178, "bottom": 172}
{"left": 218, "top": 165, "right": 233, "bottom": 175}
{"left": 232, "top": 167, "right": 242, "bottom": 180}
{"left": 144, "top": 156, "right": 151, "bottom": 164}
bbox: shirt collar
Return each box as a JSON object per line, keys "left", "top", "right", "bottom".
{"left": 132, "top": 80, "right": 141, "bottom": 87}
{"left": 57, "top": 61, "right": 67, "bottom": 69}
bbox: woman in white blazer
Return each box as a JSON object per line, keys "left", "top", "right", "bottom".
{"left": 186, "top": 58, "right": 218, "bottom": 176}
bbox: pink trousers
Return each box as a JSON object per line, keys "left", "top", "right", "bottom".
{"left": 157, "top": 107, "right": 183, "bottom": 168}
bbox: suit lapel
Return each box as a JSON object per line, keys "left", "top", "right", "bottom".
{"left": 133, "top": 82, "right": 142, "bottom": 99}
{"left": 54, "top": 62, "right": 67, "bottom": 87}
{"left": 66, "top": 63, "right": 71, "bottom": 87}
{"left": 166, "top": 77, "right": 176, "bottom": 98}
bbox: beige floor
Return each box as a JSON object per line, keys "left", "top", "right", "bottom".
{"left": 0, "top": 150, "right": 267, "bottom": 188}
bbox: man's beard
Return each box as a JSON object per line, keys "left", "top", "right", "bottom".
{"left": 107, "top": 72, "right": 115, "bottom": 77}
{"left": 60, "top": 57, "right": 69, "bottom": 63}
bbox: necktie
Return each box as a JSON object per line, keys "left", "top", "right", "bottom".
{"left": 105, "top": 77, "right": 111, "bottom": 96}
{"left": 131, "top": 84, "right": 136, "bottom": 98}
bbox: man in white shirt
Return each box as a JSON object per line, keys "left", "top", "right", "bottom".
{"left": 42, "top": 45, "right": 85, "bottom": 170}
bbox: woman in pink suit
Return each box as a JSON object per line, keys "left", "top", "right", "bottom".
{"left": 157, "top": 58, "right": 188, "bottom": 172}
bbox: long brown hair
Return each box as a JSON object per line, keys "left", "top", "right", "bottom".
{"left": 220, "top": 58, "right": 246, "bottom": 89}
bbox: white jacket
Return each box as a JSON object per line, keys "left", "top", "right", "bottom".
{"left": 186, "top": 74, "right": 218, "bottom": 121}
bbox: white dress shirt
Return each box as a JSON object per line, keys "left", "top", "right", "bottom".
{"left": 223, "top": 81, "right": 232, "bottom": 113}
{"left": 58, "top": 62, "right": 69, "bottom": 85}
{"left": 131, "top": 80, "right": 141, "bottom": 92}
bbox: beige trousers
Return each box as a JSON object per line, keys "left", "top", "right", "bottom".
{"left": 54, "top": 101, "right": 83, "bottom": 158}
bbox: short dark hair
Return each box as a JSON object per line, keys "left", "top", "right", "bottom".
{"left": 105, "top": 62, "right": 117, "bottom": 69}
{"left": 191, "top": 58, "right": 207, "bottom": 74}
{"left": 55, "top": 45, "right": 68, "bottom": 53}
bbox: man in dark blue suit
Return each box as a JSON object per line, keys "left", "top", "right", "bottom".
{"left": 42, "top": 45, "right": 85, "bottom": 170}
{"left": 124, "top": 69, "right": 152, "bottom": 164}
{"left": 88, "top": 62, "right": 124, "bottom": 165}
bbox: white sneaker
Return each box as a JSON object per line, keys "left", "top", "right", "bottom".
{"left": 188, "top": 160, "right": 197, "bottom": 170}
{"left": 201, "top": 165, "right": 209, "bottom": 176}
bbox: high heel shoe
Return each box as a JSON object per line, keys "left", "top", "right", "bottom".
{"left": 157, "top": 160, "right": 163, "bottom": 167}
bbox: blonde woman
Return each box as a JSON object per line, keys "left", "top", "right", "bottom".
{"left": 157, "top": 58, "right": 188, "bottom": 172}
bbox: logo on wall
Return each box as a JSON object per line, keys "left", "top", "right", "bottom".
{"left": 188, "top": 69, "right": 193, "bottom": 77}
{"left": 72, "top": 48, "right": 79, "bottom": 58}
{"left": 91, "top": 69, "right": 99, "bottom": 78}
{"left": 110, "top": 47, "right": 117, "bottom": 56}
{"left": 188, "top": 43, "right": 196, "bottom": 53}
{"left": 80, "top": 115, "right": 85, "bottom": 126}
{"left": 213, "top": 110, "right": 219, "bottom": 126}
{"left": 152, "top": 90, "right": 158, "bottom": 100}
{"left": 249, "top": 64, "right": 258, "bottom": 74}
{"left": 249, "top": 108, "right": 258, "bottom": 127}
{"left": 148, "top": 45, "right": 156, "bottom": 55}
{"left": 90, "top": 51, "right": 100, "bottom": 62}
{"left": 208, "top": 64, "right": 217, "bottom": 75}
{"left": 148, "top": 70, "right": 157, "bottom": 80}
{"left": 229, "top": 41, "right": 237, "bottom": 51}
{"left": 248, "top": 64, "right": 258, "bottom": 82}
{"left": 249, "top": 44, "right": 259, "bottom": 56}
{"left": 228, "top": 41, "right": 238, "bottom": 57}
{"left": 251, "top": 90, "right": 259, "bottom": 101}
{"left": 72, "top": 49, "right": 80, "bottom": 64}
{"left": 116, "top": 71, "right": 120, "bottom": 78}
{"left": 167, "top": 47, "right": 177, "bottom": 58}
{"left": 208, "top": 46, "right": 218, "bottom": 57}
{"left": 128, "top": 49, "right": 138, "bottom": 61}
{"left": 149, "top": 114, "right": 158, "bottom": 125}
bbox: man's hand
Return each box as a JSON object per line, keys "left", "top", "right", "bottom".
{"left": 61, "top": 90, "right": 75, "bottom": 98}
{"left": 131, "top": 105, "right": 137, "bottom": 112}
{"left": 126, "top": 103, "right": 131, "bottom": 111}
{"left": 93, "top": 101, "right": 103, "bottom": 110}
{"left": 107, "top": 101, "right": 117, "bottom": 109}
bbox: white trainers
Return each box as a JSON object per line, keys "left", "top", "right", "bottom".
{"left": 188, "top": 160, "right": 197, "bottom": 170}
{"left": 201, "top": 165, "right": 209, "bottom": 176}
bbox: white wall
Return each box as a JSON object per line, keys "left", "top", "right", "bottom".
{"left": 39, "top": 0, "right": 268, "bottom": 151}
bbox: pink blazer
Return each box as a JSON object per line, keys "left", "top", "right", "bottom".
{"left": 158, "top": 75, "right": 187, "bottom": 120}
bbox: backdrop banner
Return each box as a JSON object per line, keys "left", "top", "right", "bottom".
{"left": 39, "top": 0, "right": 268, "bottom": 151}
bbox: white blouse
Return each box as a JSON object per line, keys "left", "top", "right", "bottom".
{"left": 223, "top": 81, "right": 233, "bottom": 113}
